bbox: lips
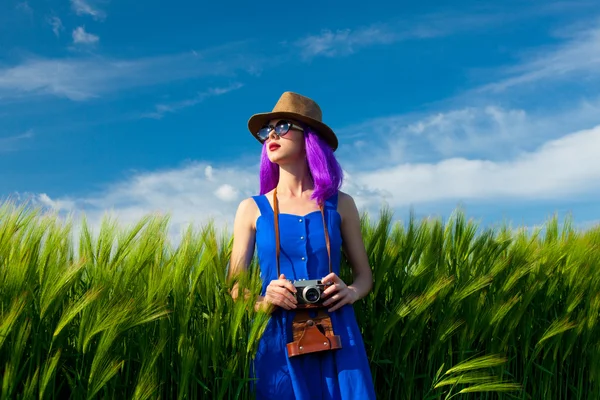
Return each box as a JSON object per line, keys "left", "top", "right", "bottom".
{"left": 269, "top": 143, "right": 281, "bottom": 151}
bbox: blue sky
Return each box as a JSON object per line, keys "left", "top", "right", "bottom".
{"left": 2, "top": 0, "right": 600, "bottom": 240}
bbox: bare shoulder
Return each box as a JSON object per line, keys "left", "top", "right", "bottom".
{"left": 337, "top": 190, "right": 355, "bottom": 206}
{"left": 236, "top": 196, "right": 258, "bottom": 212}
{"left": 234, "top": 197, "right": 260, "bottom": 229}
{"left": 337, "top": 191, "right": 359, "bottom": 223}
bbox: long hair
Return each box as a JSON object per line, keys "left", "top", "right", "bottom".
{"left": 259, "top": 124, "right": 343, "bottom": 205}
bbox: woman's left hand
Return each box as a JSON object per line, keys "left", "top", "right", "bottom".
{"left": 321, "top": 272, "right": 359, "bottom": 312}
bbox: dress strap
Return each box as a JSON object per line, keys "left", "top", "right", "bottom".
{"left": 252, "top": 195, "right": 273, "bottom": 217}
{"left": 324, "top": 191, "right": 339, "bottom": 210}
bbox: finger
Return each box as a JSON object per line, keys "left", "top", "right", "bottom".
{"left": 272, "top": 286, "right": 297, "bottom": 303}
{"left": 270, "top": 275, "right": 287, "bottom": 287}
{"left": 324, "top": 280, "right": 347, "bottom": 297}
{"left": 269, "top": 294, "right": 292, "bottom": 310}
{"left": 321, "top": 272, "right": 337, "bottom": 285}
{"left": 269, "top": 279, "right": 295, "bottom": 294}
{"left": 283, "top": 296, "right": 297, "bottom": 309}
{"left": 273, "top": 286, "right": 296, "bottom": 300}
{"left": 322, "top": 283, "right": 341, "bottom": 297}
{"left": 328, "top": 298, "right": 349, "bottom": 312}
{"left": 280, "top": 279, "right": 297, "bottom": 294}
{"left": 272, "top": 275, "right": 297, "bottom": 293}
{"left": 323, "top": 291, "right": 344, "bottom": 307}
{"left": 322, "top": 273, "right": 343, "bottom": 287}
{"left": 277, "top": 293, "right": 297, "bottom": 309}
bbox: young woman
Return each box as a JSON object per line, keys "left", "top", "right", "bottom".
{"left": 229, "top": 92, "right": 376, "bottom": 399}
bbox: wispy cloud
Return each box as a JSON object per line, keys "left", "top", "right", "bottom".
{"left": 70, "top": 0, "right": 106, "bottom": 21}
{"left": 292, "top": 10, "right": 538, "bottom": 60}
{"left": 293, "top": 12, "right": 497, "bottom": 60}
{"left": 0, "top": 45, "right": 261, "bottom": 101}
{"left": 16, "top": 1, "right": 33, "bottom": 15}
{"left": 142, "top": 82, "right": 244, "bottom": 119}
{"left": 72, "top": 26, "right": 99, "bottom": 44}
{"left": 293, "top": 12, "right": 493, "bottom": 60}
{"left": 48, "top": 16, "right": 64, "bottom": 37}
{"left": 481, "top": 21, "right": 600, "bottom": 92}
{"left": 295, "top": 26, "right": 399, "bottom": 59}
{"left": 293, "top": 4, "right": 600, "bottom": 60}
{"left": 0, "top": 129, "right": 34, "bottom": 152}
{"left": 339, "top": 97, "right": 600, "bottom": 166}
{"left": 35, "top": 162, "right": 259, "bottom": 243}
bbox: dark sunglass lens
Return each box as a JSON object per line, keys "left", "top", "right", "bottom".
{"left": 257, "top": 127, "right": 271, "bottom": 140}
{"left": 275, "top": 121, "right": 291, "bottom": 135}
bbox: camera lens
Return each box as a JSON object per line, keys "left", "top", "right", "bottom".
{"left": 304, "top": 287, "right": 320, "bottom": 303}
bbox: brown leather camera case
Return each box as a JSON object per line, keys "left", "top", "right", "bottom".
{"left": 286, "top": 308, "right": 343, "bottom": 357}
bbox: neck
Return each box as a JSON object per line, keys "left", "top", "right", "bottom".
{"left": 276, "top": 159, "right": 313, "bottom": 198}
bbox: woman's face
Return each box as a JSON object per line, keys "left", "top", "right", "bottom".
{"left": 264, "top": 119, "right": 305, "bottom": 164}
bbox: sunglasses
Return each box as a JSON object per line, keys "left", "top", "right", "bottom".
{"left": 257, "top": 120, "right": 304, "bottom": 142}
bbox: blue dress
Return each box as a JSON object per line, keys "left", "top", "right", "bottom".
{"left": 251, "top": 192, "right": 376, "bottom": 399}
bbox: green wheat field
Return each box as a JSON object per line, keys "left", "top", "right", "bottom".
{"left": 1, "top": 199, "right": 599, "bottom": 399}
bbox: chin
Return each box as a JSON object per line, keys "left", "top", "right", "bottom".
{"left": 268, "top": 151, "right": 289, "bottom": 164}
{"left": 267, "top": 148, "right": 303, "bottom": 165}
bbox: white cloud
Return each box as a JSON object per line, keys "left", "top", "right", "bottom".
{"left": 204, "top": 165, "right": 214, "bottom": 180}
{"left": 329, "top": 19, "right": 600, "bottom": 178}
{"left": 48, "top": 16, "right": 64, "bottom": 37}
{"left": 481, "top": 22, "right": 600, "bottom": 92}
{"left": 292, "top": 11, "right": 503, "bottom": 60}
{"left": 16, "top": 2, "right": 33, "bottom": 15}
{"left": 215, "top": 184, "right": 239, "bottom": 202}
{"left": 70, "top": 0, "right": 106, "bottom": 21}
{"left": 37, "top": 193, "right": 76, "bottom": 211}
{"left": 338, "top": 97, "right": 600, "bottom": 166}
{"left": 72, "top": 26, "right": 99, "bottom": 44}
{"left": 141, "top": 82, "right": 244, "bottom": 119}
{"left": 0, "top": 46, "right": 260, "bottom": 101}
{"left": 0, "top": 129, "right": 34, "bottom": 152}
{"left": 351, "top": 124, "right": 600, "bottom": 208}
{"left": 295, "top": 27, "right": 398, "bottom": 59}
{"left": 35, "top": 162, "right": 260, "bottom": 244}
{"left": 292, "top": 7, "right": 581, "bottom": 60}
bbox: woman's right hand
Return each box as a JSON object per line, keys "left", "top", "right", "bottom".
{"left": 264, "top": 274, "right": 297, "bottom": 310}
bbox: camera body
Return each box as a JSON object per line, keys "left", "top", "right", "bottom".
{"left": 292, "top": 279, "right": 327, "bottom": 307}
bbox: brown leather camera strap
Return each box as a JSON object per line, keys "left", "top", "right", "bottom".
{"left": 272, "top": 187, "right": 332, "bottom": 277}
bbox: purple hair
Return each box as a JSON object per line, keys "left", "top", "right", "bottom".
{"left": 259, "top": 124, "right": 343, "bottom": 205}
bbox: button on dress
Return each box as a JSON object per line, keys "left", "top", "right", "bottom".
{"left": 250, "top": 192, "right": 376, "bottom": 399}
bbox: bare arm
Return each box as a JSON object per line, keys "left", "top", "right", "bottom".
{"left": 228, "top": 198, "right": 297, "bottom": 313}
{"left": 322, "top": 192, "right": 373, "bottom": 311}
{"left": 228, "top": 198, "right": 258, "bottom": 305}
{"left": 338, "top": 192, "right": 373, "bottom": 300}
{"left": 228, "top": 198, "right": 257, "bottom": 284}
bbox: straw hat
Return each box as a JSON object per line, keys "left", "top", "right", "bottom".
{"left": 247, "top": 91, "right": 338, "bottom": 151}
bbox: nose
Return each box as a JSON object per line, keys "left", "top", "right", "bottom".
{"left": 267, "top": 127, "right": 278, "bottom": 141}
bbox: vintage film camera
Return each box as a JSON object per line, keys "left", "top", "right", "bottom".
{"left": 286, "top": 278, "right": 341, "bottom": 357}
{"left": 292, "top": 279, "right": 330, "bottom": 308}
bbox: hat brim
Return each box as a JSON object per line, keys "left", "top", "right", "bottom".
{"left": 248, "top": 111, "right": 338, "bottom": 152}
